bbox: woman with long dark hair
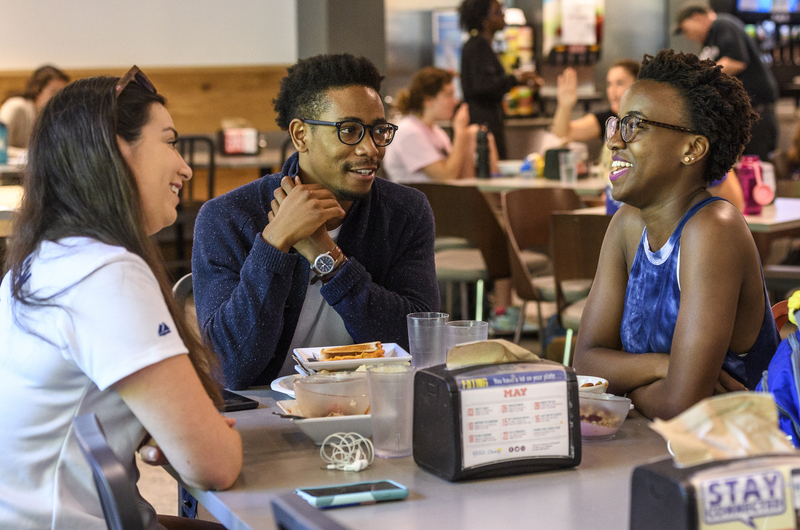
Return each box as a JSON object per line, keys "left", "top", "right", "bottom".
{"left": 0, "top": 68, "right": 241, "bottom": 529}
{"left": 574, "top": 51, "right": 779, "bottom": 419}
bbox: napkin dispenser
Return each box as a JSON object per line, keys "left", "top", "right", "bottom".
{"left": 630, "top": 455, "right": 800, "bottom": 530}
{"left": 413, "top": 361, "right": 581, "bottom": 482}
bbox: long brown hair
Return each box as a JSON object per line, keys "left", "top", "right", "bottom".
{"left": 6, "top": 76, "right": 223, "bottom": 406}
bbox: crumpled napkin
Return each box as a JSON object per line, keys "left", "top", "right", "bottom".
{"left": 649, "top": 392, "right": 795, "bottom": 467}
{"left": 446, "top": 339, "right": 539, "bottom": 369}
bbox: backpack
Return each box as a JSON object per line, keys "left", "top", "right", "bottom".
{"left": 756, "top": 331, "right": 800, "bottom": 446}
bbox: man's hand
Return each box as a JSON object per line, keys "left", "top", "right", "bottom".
{"left": 261, "top": 176, "right": 345, "bottom": 259}
{"left": 139, "top": 417, "right": 237, "bottom": 466}
{"left": 556, "top": 67, "right": 578, "bottom": 109}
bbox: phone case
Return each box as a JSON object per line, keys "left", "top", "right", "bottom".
{"left": 296, "top": 480, "right": 408, "bottom": 508}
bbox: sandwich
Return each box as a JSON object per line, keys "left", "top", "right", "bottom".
{"left": 319, "top": 341, "right": 385, "bottom": 361}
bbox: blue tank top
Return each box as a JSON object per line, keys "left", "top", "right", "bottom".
{"left": 620, "top": 196, "right": 779, "bottom": 389}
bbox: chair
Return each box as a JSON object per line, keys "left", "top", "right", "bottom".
{"left": 72, "top": 413, "right": 147, "bottom": 530}
{"left": 155, "top": 136, "right": 216, "bottom": 281}
{"left": 407, "top": 182, "right": 510, "bottom": 321}
{"left": 271, "top": 492, "right": 350, "bottom": 530}
{"left": 501, "top": 188, "right": 589, "bottom": 347}
{"left": 550, "top": 211, "right": 612, "bottom": 330}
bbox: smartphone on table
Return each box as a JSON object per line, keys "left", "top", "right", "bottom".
{"left": 296, "top": 480, "right": 408, "bottom": 508}
{"left": 221, "top": 389, "right": 259, "bottom": 412}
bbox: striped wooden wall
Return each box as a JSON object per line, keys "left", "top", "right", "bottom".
{"left": 0, "top": 65, "right": 290, "bottom": 133}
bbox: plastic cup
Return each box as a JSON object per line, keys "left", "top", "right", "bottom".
{"left": 445, "top": 320, "right": 489, "bottom": 354}
{"left": 407, "top": 312, "right": 449, "bottom": 369}
{"left": 559, "top": 151, "right": 577, "bottom": 185}
{"left": 366, "top": 365, "right": 415, "bottom": 458}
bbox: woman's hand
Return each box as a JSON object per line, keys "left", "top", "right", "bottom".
{"left": 714, "top": 370, "right": 747, "bottom": 394}
{"left": 452, "top": 103, "right": 471, "bottom": 136}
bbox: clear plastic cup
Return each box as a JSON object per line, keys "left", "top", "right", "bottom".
{"left": 407, "top": 312, "right": 449, "bottom": 369}
{"left": 445, "top": 320, "right": 489, "bottom": 354}
{"left": 366, "top": 365, "right": 415, "bottom": 458}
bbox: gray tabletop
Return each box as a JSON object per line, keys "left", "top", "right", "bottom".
{"left": 176, "top": 388, "right": 670, "bottom": 530}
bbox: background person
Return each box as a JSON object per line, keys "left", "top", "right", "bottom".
{"left": 0, "top": 65, "right": 68, "bottom": 148}
{"left": 551, "top": 59, "right": 639, "bottom": 143}
{"left": 0, "top": 70, "right": 241, "bottom": 530}
{"left": 458, "top": 0, "right": 540, "bottom": 159}
{"left": 384, "top": 67, "right": 497, "bottom": 182}
{"left": 675, "top": 3, "right": 779, "bottom": 161}
{"left": 573, "top": 50, "right": 779, "bottom": 420}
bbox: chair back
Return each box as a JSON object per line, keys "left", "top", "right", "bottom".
{"left": 550, "top": 211, "right": 612, "bottom": 315}
{"left": 271, "top": 492, "right": 350, "bottom": 530}
{"left": 407, "top": 183, "right": 510, "bottom": 280}
{"left": 176, "top": 136, "right": 216, "bottom": 202}
{"left": 503, "top": 188, "right": 583, "bottom": 250}
{"left": 172, "top": 272, "right": 201, "bottom": 342}
{"left": 72, "top": 413, "right": 146, "bottom": 530}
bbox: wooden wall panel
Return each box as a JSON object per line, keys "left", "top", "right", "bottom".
{"left": 0, "top": 65, "right": 289, "bottom": 133}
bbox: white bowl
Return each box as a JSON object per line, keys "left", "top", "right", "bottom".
{"left": 579, "top": 393, "right": 631, "bottom": 440}
{"left": 277, "top": 400, "right": 371, "bottom": 445}
{"left": 577, "top": 375, "right": 608, "bottom": 394}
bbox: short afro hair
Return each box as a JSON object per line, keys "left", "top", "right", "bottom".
{"left": 637, "top": 49, "right": 757, "bottom": 182}
{"left": 459, "top": 0, "right": 492, "bottom": 32}
{"left": 273, "top": 53, "right": 383, "bottom": 130}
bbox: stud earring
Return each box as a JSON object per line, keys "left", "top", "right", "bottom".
{"left": 683, "top": 156, "right": 692, "bottom": 163}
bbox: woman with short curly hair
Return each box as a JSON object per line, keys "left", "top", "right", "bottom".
{"left": 573, "top": 50, "right": 780, "bottom": 420}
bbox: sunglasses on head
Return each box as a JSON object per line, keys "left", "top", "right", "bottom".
{"left": 115, "top": 65, "right": 156, "bottom": 98}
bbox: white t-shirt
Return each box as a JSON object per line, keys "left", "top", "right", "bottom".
{"left": 383, "top": 115, "right": 452, "bottom": 182}
{"left": 282, "top": 226, "right": 353, "bottom": 376}
{"left": 0, "top": 96, "right": 36, "bottom": 148}
{"left": 0, "top": 238, "right": 187, "bottom": 530}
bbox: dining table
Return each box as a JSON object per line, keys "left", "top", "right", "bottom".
{"left": 576, "top": 198, "right": 800, "bottom": 261}
{"left": 415, "top": 175, "right": 609, "bottom": 197}
{"left": 0, "top": 185, "right": 23, "bottom": 238}
{"left": 173, "top": 387, "right": 670, "bottom": 530}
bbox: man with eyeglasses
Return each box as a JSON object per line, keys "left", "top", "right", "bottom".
{"left": 674, "top": 3, "right": 778, "bottom": 160}
{"left": 191, "top": 53, "right": 439, "bottom": 389}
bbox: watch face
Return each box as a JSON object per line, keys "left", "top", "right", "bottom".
{"left": 314, "top": 254, "right": 335, "bottom": 274}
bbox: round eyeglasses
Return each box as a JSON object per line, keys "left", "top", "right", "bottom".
{"left": 302, "top": 119, "right": 398, "bottom": 147}
{"left": 605, "top": 114, "right": 698, "bottom": 143}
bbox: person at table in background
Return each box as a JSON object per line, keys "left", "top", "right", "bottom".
{"left": 0, "top": 65, "right": 68, "bottom": 149}
{"left": 384, "top": 67, "right": 499, "bottom": 182}
{"left": 458, "top": 0, "right": 540, "bottom": 160}
{"left": 552, "top": 59, "right": 639, "bottom": 143}
{"left": 573, "top": 50, "right": 780, "bottom": 420}
{"left": 192, "top": 53, "right": 439, "bottom": 389}
{"left": 0, "top": 70, "right": 241, "bottom": 529}
{"left": 675, "top": 4, "right": 779, "bottom": 161}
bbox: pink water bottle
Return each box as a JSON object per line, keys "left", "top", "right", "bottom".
{"left": 736, "top": 155, "right": 774, "bottom": 215}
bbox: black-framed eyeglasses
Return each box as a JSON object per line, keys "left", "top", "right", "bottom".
{"left": 115, "top": 65, "right": 157, "bottom": 98}
{"left": 302, "top": 119, "right": 398, "bottom": 147}
{"left": 605, "top": 114, "right": 697, "bottom": 143}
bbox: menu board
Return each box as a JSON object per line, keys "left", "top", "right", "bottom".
{"left": 456, "top": 365, "right": 571, "bottom": 469}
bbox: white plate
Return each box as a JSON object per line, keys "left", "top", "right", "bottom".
{"left": 270, "top": 374, "right": 300, "bottom": 397}
{"left": 577, "top": 375, "right": 608, "bottom": 394}
{"left": 294, "top": 343, "right": 411, "bottom": 372}
{"left": 277, "top": 400, "right": 372, "bottom": 445}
